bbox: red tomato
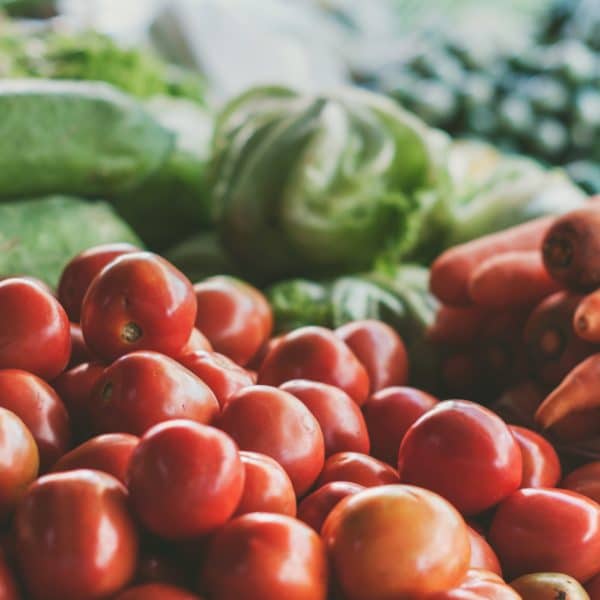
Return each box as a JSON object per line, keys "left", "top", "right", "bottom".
{"left": 0, "top": 279, "right": 70, "bottom": 380}
{"left": 127, "top": 420, "right": 244, "bottom": 539}
{"left": 322, "top": 485, "right": 471, "bottom": 600}
{"left": 235, "top": 451, "right": 296, "bottom": 517}
{"left": 280, "top": 380, "right": 370, "bottom": 456}
{"left": 114, "top": 583, "right": 202, "bottom": 600}
{"left": 246, "top": 336, "right": 283, "bottom": 372}
{"left": 562, "top": 462, "right": 600, "bottom": 504}
{"left": 15, "top": 469, "right": 138, "bottom": 600}
{"left": 52, "top": 433, "right": 139, "bottom": 484}
{"left": 202, "top": 513, "right": 328, "bottom": 600}
{"left": 317, "top": 452, "right": 400, "bottom": 488}
{"left": 218, "top": 385, "right": 324, "bottom": 496}
{"left": 0, "top": 552, "right": 20, "bottom": 600}
{"left": 509, "top": 426, "right": 561, "bottom": 488}
{"left": 335, "top": 320, "right": 408, "bottom": 392}
{"left": 429, "top": 569, "right": 520, "bottom": 600}
{"left": 88, "top": 351, "right": 219, "bottom": 436}
{"left": 1, "top": 275, "right": 54, "bottom": 297}
{"left": 489, "top": 488, "right": 600, "bottom": 581}
{"left": 398, "top": 400, "right": 522, "bottom": 515}
{"left": 363, "top": 386, "right": 438, "bottom": 465}
{"left": 81, "top": 252, "right": 196, "bottom": 361}
{"left": 258, "top": 327, "right": 370, "bottom": 406}
{"left": 467, "top": 526, "right": 502, "bottom": 576}
{"left": 58, "top": 243, "right": 138, "bottom": 322}
{"left": 52, "top": 362, "right": 104, "bottom": 441}
{"left": 586, "top": 572, "right": 600, "bottom": 599}
{"left": 297, "top": 481, "right": 365, "bottom": 533}
{"left": 0, "top": 369, "right": 70, "bottom": 471}
{"left": 0, "top": 407, "right": 39, "bottom": 521}
{"left": 193, "top": 276, "right": 272, "bottom": 366}
{"left": 172, "top": 329, "right": 212, "bottom": 358}
{"left": 68, "top": 323, "right": 94, "bottom": 368}
{"left": 179, "top": 350, "right": 254, "bottom": 408}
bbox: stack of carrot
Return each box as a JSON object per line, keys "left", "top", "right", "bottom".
{"left": 428, "top": 200, "right": 600, "bottom": 448}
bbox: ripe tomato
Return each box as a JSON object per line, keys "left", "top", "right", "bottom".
{"left": 280, "top": 380, "right": 370, "bottom": 456}
{"left": 89, "top": 351, "right": 219, "bottom": 436}
{"left": 179, "top": 350, "right": 254, "bottom": 408}
{"left": 0, "top": 369, "right": 70, "bottom": 471}
{"left": 511, "top": 572, "right": 590, "bottom": 599}
{"left": 363, "top": 386, "right": 438, "bottom": 465}
{"left": 0, "top": 279, "right": 70, "bottom": 380}
{"left": 235, "top": 451, "right": 296, "bottom": 517}
{"left": 335, "top": 320, "right": 408, "bottom": 392}
{"left": 218, "top": 385, "right": 324, "bottom": 496}
{"left": 467, "top": 526, "right": 502, "bottom": 576}
{"left": 52, "top": 433, "right": 139, "bottom": 484}
{"left": 193, "top": 276, "right": 272, "bottom": 366}
{"left": 246, "top": 336, "right": 282, "bottom": 371}
{"left": 127, "top": 421, "right": 244, "bottom": 539}
{"left": 202, "top": 513, "right": 328, "bottom": 600}
{"left": 57, "top": 243, "right": 138, "bottom": 322}
{"left": 172, "top": 329, "right": 212, "bottom": 359}
{"left": 509, "top": 426, "right": 561, "bottom": 488}
{"left": 429, "top": 569, "right": 520, "bottom": 599}
{"left": 586, "top": 572, "right": 600, "bottom": 598}
{"left": 297, "top": 481, "right": 365, "bottom": 533}
{"left": 317, "top": 452, "right": 400, "bottom": 488}
{"left": 81, "top": 252, "right": 196, "bottom": 361}
{"left": 15, "top": 469, "right": 138, "bottom": 600}
{"left": 322, "top": 485, "right": 471, "bottom": 600}
{"left": 258, "top": 327, "right": 370, "bottom": 406}
{"left": 0, "top": 407, "right": 39, "bottom": 521}
{"left": 562, "top": 462, "right": 600, "bottom": 504}
{"left": 52, "top": 362, "right": 104, "bottom": 442}
{"left": 489, "top": 488, "right": 600, "bottom": 581}
{"left": 398, "top": 400, "right": 522, "bottom": 515}
{"left": 0, "top": 551, "right": 21, "bottom": 599}
{"left": 114, "top": 583, "right": 202, "bottom": 600}
{"left": 68, "top": 323, "right": 94, "bottom": 368}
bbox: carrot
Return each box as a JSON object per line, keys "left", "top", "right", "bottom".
{"left": 427, "top": 305, "right": 491, "bottom": 346}
{"left": 542, "top": 205, "right": 600, "bottom": 291}
{"left": 574, "top": 290, "right": 600, "bottom": 342}
{"left": 430, "top": 217, "right": 554, "bottom": 305}
{"left": 535, "top": 353, "right": 600, "bottom": 429}
{"left": 468, "top": 251, "right": 561, "bottom": 309}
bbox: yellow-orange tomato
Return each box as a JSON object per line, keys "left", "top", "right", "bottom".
{"left": 511, "top": 573, "right": 589, "bottom": 599}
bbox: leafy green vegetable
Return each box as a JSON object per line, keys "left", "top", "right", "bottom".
{"left": 1, "top": 0, "right": 56, "bottom": 18}
{"left": 211, "top": 85, "right": 450, "bottom": 282}
{"left": 0, "top": 80, "right": 174, "bottom": 200}
{"left": 0, "top": 195, "right": 141, "bottom": 287}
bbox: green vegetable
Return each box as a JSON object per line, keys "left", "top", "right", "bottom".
{"left": 0, "top": 80, "right": 174, "bottom": 200}
{"left": 0, "top": 195, "right": 141, "bottom": 287}
{"left": 211, "top": 85, "right": 450, "bottom": 282}
{"left": 1, "top": 0, "right": 56, "bottom": 18}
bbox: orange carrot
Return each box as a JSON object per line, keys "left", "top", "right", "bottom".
{"left": 427, "top": 305, "right": 491, "bottom": 346}
{"left": 574, "top": 290, "right": 600, "bottom": 342}
{"left": 536, "top": 353, "right": 600, "bottom": 429}
{"left": 430, "top": 217, "right": 554, "bottom": 305}
{"left": 469, "top": 251, "right": 560, "bottom": 309}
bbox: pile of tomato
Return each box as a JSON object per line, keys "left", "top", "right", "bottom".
{"left": 0, "top": 244, "right": 599, "bottom": 599}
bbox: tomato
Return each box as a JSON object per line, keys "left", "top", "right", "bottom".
{"left": 258, "top": 327, "right": 370, "bottom": 406}
{"left": 1, "top": 275, "right": 54, "bottom": 297}
{"left": 335, "top": 320, "right": 408, "bottom": 393}
{"left": 509, "top": 426, "right": 561, "bottom": 488}
{"left": 114, "top": 583, "right": 202, "bottom": 600}
{"left": 429, "top": 569, "right": 520, "bottom": 600}
{"left": 201, "top": 513, "right": 328, "bottom": 600}
{"left": 491, "top": 380, "right": 544, "bottom": 428}
{"left": 89, "top": 352, "right": 219, "bottom": 436}
{"left": 0, "top": 551, "right": 21, "bottom": 599}
{"left": 127, "top": 420, "right": 244, "bottom": 539}
{"left": 134, "top": 546, "right": 188, "bottom": 588}
{"left": 297, "top": 482, "right": 365, "bottom": 533}
{"left": 467, "top": 526, "right": 502, "bottom": 576}
{"left": 81, "top": 252, "right": 196, "bottom": 361}
{"left": 586, "top": 572, "right": 600, "bottom": 598}
{"left": 0, "top": 278, "right": 70, "bottom": 380}
{"left": 398, "top": 400, "right": 522, "bottom": 515}
{"left": 562, "top": 462, "right": 600, "bottom": 504}
{"left": 235, "top": 451, "right": 296, "bottom": 517}
{"left": 68, "top": 323, "right": 94, "bottom": 368}
{"left": 280, "top": 380, "right": 370, "bottom": 456}
{"left": 322, "top": 485, "right": 471, "bottom": 600}
{"left": 52, "top": 433, "right": 139, "bottom": 484}
{"left": 363, "top": 386, "right": 438, "bottom": 465}
{"left": 511, "top": 572, "right": 590, "bottom": 599}
{"left": 0, "top": 369, "right": 70, "bottom": 471}
{"left": 193, "top": 276, "right": 272, "bottom": 366}
{"left": 57, "top": 243, "right": 138, "bottom": 322}
{"left": 52, "top": 362, "right": 104, "bottom": 442}
{"left": 317, "top": 452, "right": 400, "bottom": 488}
{"left": 15, "top": 469, "right": 138, "bottom": 600}
{"left": 489, "top": 488, "right": 600, "bottom": 581}
{"left": 179, "top": 350, "right": 254, "bottom": 408}
{"left": 0, "top": 408, "right": 39, "bottom": 521}
{"left": 218, "top": 385, "right": 324, "bottom": 496}
{"left": 246, "top": 336, "right": 282, "bottom": 372}
{"left": 172, "top": 329, "right": 212, "bottom": 359}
